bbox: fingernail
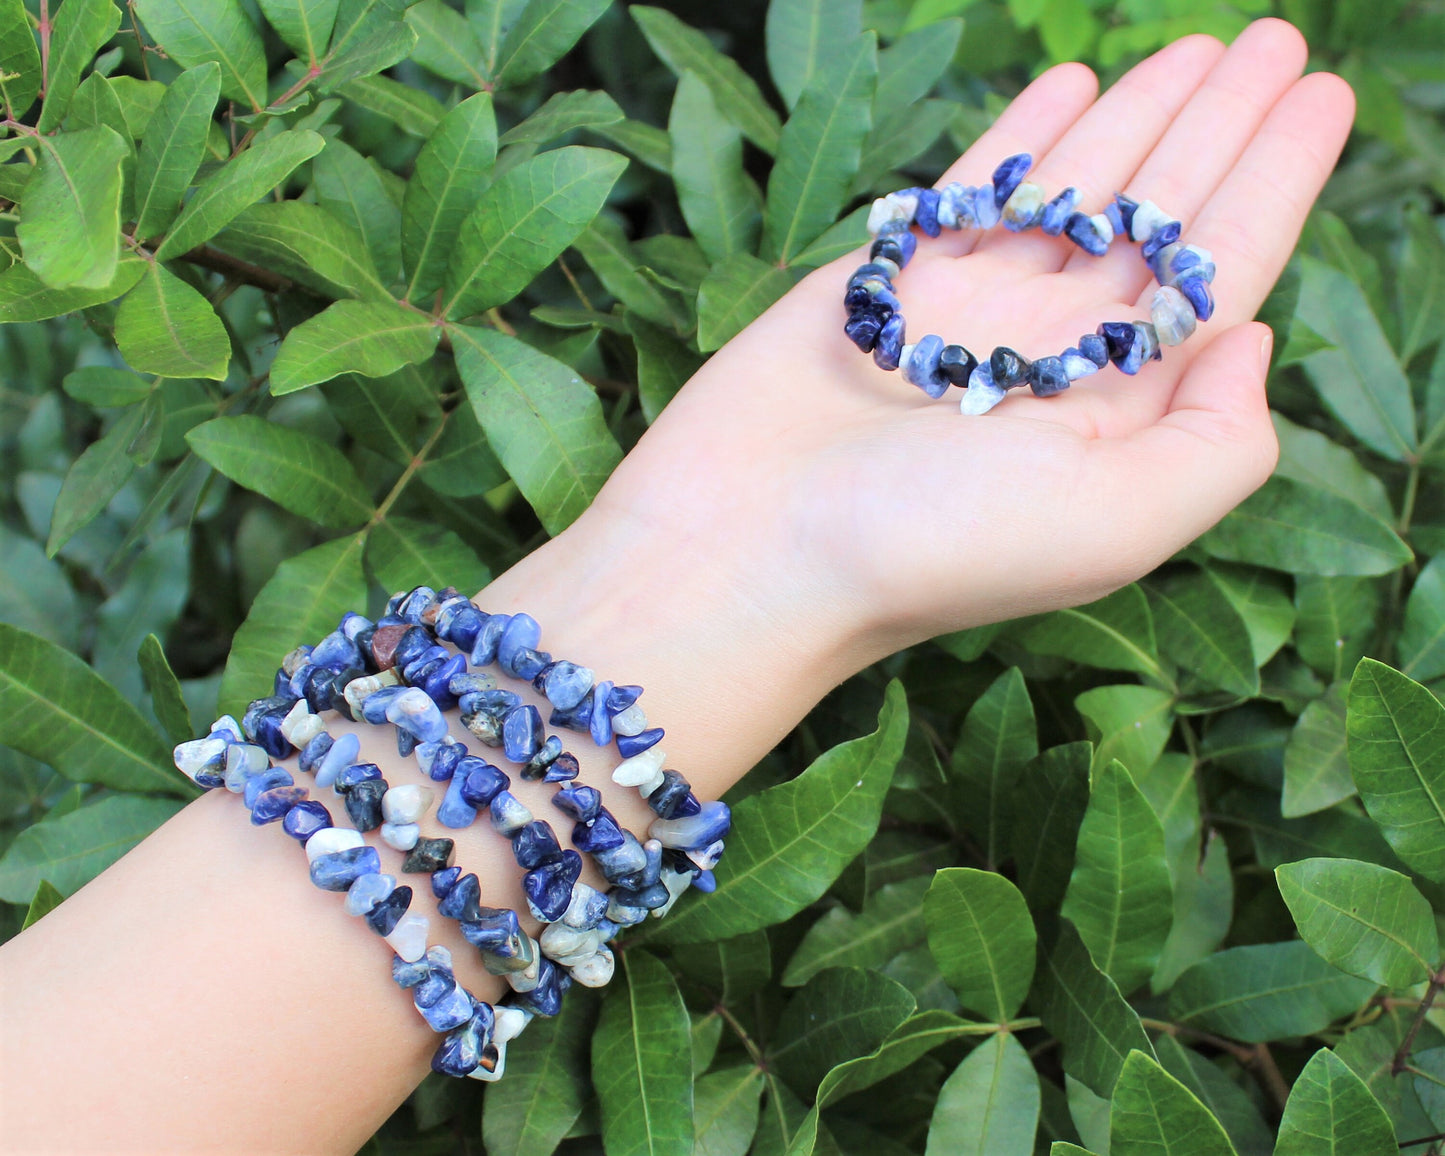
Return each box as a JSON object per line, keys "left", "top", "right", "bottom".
{"left": 1260, "top": 327, "right": 1275, "bottom": 376}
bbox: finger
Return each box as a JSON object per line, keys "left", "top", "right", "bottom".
{"left": 1062, "top": 18, "right": 1309, "bottom": 293}
{"left": 926, "top": 61, "right": 1099, "bottom": 258}
{"left": 968, "top": 33, "right": 1226, "bottom": 275}
{"left": 1085, "top": 321, "right": 1277, "bottom": 577}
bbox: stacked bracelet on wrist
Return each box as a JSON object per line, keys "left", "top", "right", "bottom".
{"left": 172, "top": 584, "right": 730, "bottom": 1082}
{"left": 845, "top": 152, "right": 1216, "bottom": 414}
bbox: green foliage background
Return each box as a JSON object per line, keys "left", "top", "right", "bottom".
{"left": 2, "top": 0, "right": 1444, "bottom": 1151}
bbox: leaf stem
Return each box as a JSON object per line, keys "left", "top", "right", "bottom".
{"left": 1393, "top": 962, "right": 1445, "bottom": 1076}
{"left": 715, "top": 1002, "right": 767, "bottom": 1071}
{"left": 1401, "top": 463, "right": 1421, "bottom": 536}
{"left": 37, "top": 0, "right": 50, "bottom": 99}
{"left": 1141, "top": 1018, "right": 1255, "bottom": 1064}
{"left": 1401, "top": 1133, "right": 1445, "bottom": 1150}
{"left": 368, "top": 410, "right": 452, "bottom": 530}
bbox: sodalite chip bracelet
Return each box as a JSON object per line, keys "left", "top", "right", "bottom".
{"left": 847, "top": 152, "right": 1217, "bottom": 414}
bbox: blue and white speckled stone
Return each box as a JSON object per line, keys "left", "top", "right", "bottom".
{"left": 960, "top": 360, "right": 1007, "bottom": 415}
{"left": 1129, "top": 199, "right": 1172, "bottom": 243}
{"left": 648, "top": 800, "right": 732, "bottom": 852}
{"left": 385, "top": 910, "right": 431, "bottom": 962}
{"left": 381, "top": 821, "right": 421, "bottom": 851}
{"left": 310, "top": 844, "right": 382, "bottom": 891}
{"left": 223, "top": 743, "right": 268, "bottom": 792}
{"left": 315, "top": 731, "right": 360, "bottom": 789}
{"left": 1150, "top": 285, "right": 1196, "bottom": 346}
{"left": 1001, "top": 181, "right": 1045, "bottom": 231}
{"left": 972, "top": 184, "right": 1001, "bottom": 229}
{"left": 489, "top": 790, "right": 533, "bottom": 836}
{"left": 1039, "top": 186, "right": 1081, "bottom": 236}
{"left": 346, "top": 872, "right": 397, "bottom": 916}
{"left": 1061, "top": 349, "right": 1099, "bottom": 380}
{"left": 437, "top": 769, "right": 478, "bottom": 829}
{"left": 382, "top": 784, "right": 435, "bottom": 825}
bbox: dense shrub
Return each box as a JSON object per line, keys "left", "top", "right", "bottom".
{"left": 2, "top": 0, "right": 1444, "bottom": 1151}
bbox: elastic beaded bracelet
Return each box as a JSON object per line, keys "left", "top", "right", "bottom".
{"left": 847, "top": 152, "right": 1216, "bottom": 415}
{"left": 172, "top": 717, "right": 517, "bottom": 1081}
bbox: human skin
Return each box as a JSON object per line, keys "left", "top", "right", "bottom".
{"left": 0, "top": 18, "right": 1354, "bottom": 1153}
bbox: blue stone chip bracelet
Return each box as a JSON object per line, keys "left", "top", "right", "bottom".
{"left": 847, "top": 152, "right": 1216, "bottom": 414}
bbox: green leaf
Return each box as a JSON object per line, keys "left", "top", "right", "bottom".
{"left": 771, "top": 967, "right": 916, "bottom": 1096}
{"left": 443, "top": 145, "right": 625, "bottom": 318}
{"left": 269, "top": 300, "right": 439, "bottom": 394}
{"left": 761, "top": 32, "right": 875, "bottom": 264}
{"left": 1146, "top": 568, "right": 1259, "bottom": 698}
{"left": 924, "top": 867, "right": 1035, "bottom": 1022}
{"left": 1109, "top": 1050, "right": 1236, "bottom": 1156}
{"left": 1075, "top": 685, "right": 1174, "bottom": 779}
{"left": 257, "top": 0, "right": 338, "bottom": 61}
{"left": 628, "top": 313, "right": 703, "bottom": 424}
{"left": 22, "top": 878, "right": 64, "bottom": 929}
{"left": 1293, "top": 254, "right": 1416, "bottom": 461}
{"left": 0, "top": 254, "right": 144, "bottom": 321}
{"left": 401, "top": 92, "right": 496, "bottom": 302}
{"left": 0, "top": 522, "right": 79, "bottom": 650}
{"left": 783, "top": 875, "right": 928, "bottom": 987}
{"left": 1283, "top": 682, "right": 1354, "bottom": 818}
{"left": 413, "top": 402, "right": 507, "bottom": 498}
{"left": 1010, "top": 741, "right": 1092, "bottom": 911}
{"left": 366, "top": 517, "right": 490, "bottom": 596}
{"left": 0, "top": 0, "right": 42, "bottom": 120}
{"left": 948, "top": 666, "right": 1036, "bottom": 869}
{"left": 154, "top": 129, "right": 326, "bottom": 259}
{"left": 36, "top": 0, "right": 122, "bottom": 133}
{"left": 1061, "top": 760, "right": 1173, "bottom": 995}
{"left": 133, "top": 0, "right": 266, "bottom": 108}
{"left": 63, "top": 366, "right": 153, "bottom": 408}
{"left": 132, "top": 63, "right": 223, "bottom": 241}
{"left": 647, "top": 680, "right": 906, "bottom": 945}
{"left": 1034, "top": 919, "right": 1155, "bottom": 1099}
{"left": 590, "top": 117, "right": 670, "bottom": 174}
{"left": 765, "top": 0, "right": 862, "bottom": 111}
{"left": 46, "top": 404, "right": 144, "bottom": 555}
{"left": 1152, "top": 1035, "right": 1272, "bottom": 1156}
{"left": 313, "top": 19, "right": 414, "bottom": 90}
{"left": 694, "top": 1065, "right": 764, "bottom": 1156}
{"left": 1197, "top": 475, "right": 1411, "bottom": 577}
{"left": 1276, "top": 1048, "right": 1397, "bottom": 1155}
{"left": 451, "top": 324, "right": 622, "bottom": 537}
{"left": 0, "top": 623, "right": 180, "bottom": 794}
{"left": 404, "top": 0, "right": 486, "bottom": 87}
{"left": 138, "top": 633, "right": 194, "bottom": 749}
{"left": 695, "top": 252, "right": 797, "bottom": 352}
{"left": 114, "top": 261, "right": 230, "bottom": 379}
{"left": 1276, "top": 857, "right": 1437, "bottom": 989}
{"left": 1398, "top": 205, "right": 1445, "bottom": 364}
{"left": 18, "top": 127, "right": 127, "bottom": 290}
{"left": 214, "top": 200, "right": 389, "bottom": 301}
{"left": 335, "top": 73, "right": 444, "bottom": 137}
{"left": 630, "top": 6, "right": 781, "bottom": 154}
{"left": 571, "top": 215, "right": 687, "bottom": 332}
{"left": 1167, "top": 941, "right": 1377, "bottom": 1044}
{"left": 0, "top": 793, "right": 185, "bottom": 901}
{"left": 186, "top": 415, "right": 372, "bottom": 527}
{"left": 1295, "top": 576, "right": 1381, "bottom": 682}
{"left": 482, "top": 987, "right": 596, "bottom": 1156}
{"left": 491, "top": 0, "right": 609, "bottom": 88}
{"left": 498, "top": 89, "right": 623, "bottom": 147}
{"left": 925, "top": 1033, "right": 1039, "bottom": 1156}
{"left": 218, "top": 533, "right": 367, "bottom": 715}
{"left": 1400, "top": 556, "right": 1445, "bottom": 682}
{"left": 789, "top": 203, "right": 868, "bottom": 269}
{"left": 1271, "top": 412, "right": 1393, "bottom": 523}
{"left": 313, "top": 137, "right": 401, "bottom": 284}
{"left": 1014, "top": 584, "right": 1162, "bottom": 680}
{"left": 853, "top": 99, "right": 957, "bottom": 195}
{"left": 1348, "top": 658, "right": 1445, "bottom": 883}
{"left": 592, "top": 949, "right": 693, "bottom": 1156}
{"left": 873, "top": 17, "right": 962, "bottom": 123}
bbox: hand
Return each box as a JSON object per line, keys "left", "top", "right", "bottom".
{"left": 581, "top": 18, "right": 1355, "bottom": 660}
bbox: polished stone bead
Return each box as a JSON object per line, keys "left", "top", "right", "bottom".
{"left": 421, "top": 654, "right": 467, "bottom": 710}
{"left": 402, "top": 836, "right": 454, "bottom": 874}
{"left": 369, "top": 623, "right": 409, "bottom": 670}
{"left": 252, "top": 786, "right": 308, "bottom": 824}
{"left": 605, "top": 897, "right": 649, "bottom": 926}
{"left": 243, "top": 695, "right": 297, "bottom": 759}
{"left": 395, "top": 728, "right": 419, "bottom": 759}
{"left": 903, "top": 332, "right": 949, "bottom": 399}
{"left": 561, "top": 883, "right": 609, "bottom": 930}
{"left": 345, "top": 779, "right": 387, "bottom": 831}
{"left": 462, "top": 709, "right": 503, "bottom": 747}
{"left": 402, "top": 647, "right": 450, "bottom": 689}
{"left": 466, "top": 1005, "right": 525, "bottom": 1082}
{"left": 521, "top": 736, "right": 563, "bottom": 782}
{"left": 345, "top": 872, "right": 396, "bottom": 916}
{"left": 342, "top": 670, "right": 400, "bottom": 718}
{"left": 1140, "top": 219, "right": 1181, "bottom": 264}
{"left": 455, "top": 757, "right": 507, "bottom": 807}
{"left": 873, "top": 312, "right": 905, "bottom": 371}
{"left": 914, "top": 187, "right": 941, "bottom": 237}
{"left": 464, "top": 686, "right": 521, "bottom": 715}
{"left": 938, "top": 344, "right": 978, "bottom": 388}
{"left": 1096, "top": 320, "right": 1137, "bottom": 365}
{"left": 386, "top": 910, "right": 430, "bottom": 962}
{"left": 334, "top": 762, "right": 381, "bottom": 793}
{"left": 569, "top": 949, "right": 615, "bottom": 987}
{"left": 419, "top": 982, "right": 475, "bottom": 1034}
{"left": 392, "top": 947, "right": 440, "bottom": 990}
{"left": 867, "top": 195, "right": 909, "bottom": 234}
{"left": 573, "top": 809, "right": 626, "bottom": 853}
{"left": 613, "top": 745, "right": 667, "bottom": 795}
{"left": 469, "top": 613, "right": 510, "bottom": 666}
{"left": 359, "top": 685, "right": 407, "bottom": 725}
{"left": 391, "top": 626, "right": 435, "bottom": 673}
{"left": 339, "top": 611, "right": 373, "bottom": 642}
{"left": 223, "top": 743, "right": 267, "bottom": 792}
{"left": 448, "top": 673, "right": 497, "bottom": 701}
{"left": 845, "top": 311, "right": 882, "bottom": 352}
{"left": 366, "top": 885, "right": 413, "bottom": 936}
{"left": 992, "top": 153, "right": 1031, "bottom": 208}
{"left": 550, "top": 697, "right": 592, "bottom": 732}
{"left": 1128, "top": 199, "right": 1172, "bottom": 243}
{"left": 852, "top": 258, "right": 896, "bottom": 285}
{"left": 686, "top": 837, "right": 726, "bottom": 872}
{"left": 512, "top": 821, "right": 563, "bottom": 869}
{"left": 301, "top": 666, "right": 339, "bottom": 714}
{"left": 384, "top": 688, "right": 447, "bottom": 743}
{"left": 496, "top": 613, "right": 541, "bottom": 677}
{"left": 653, "top": 868, "right": 696, "bottom": 918}
{"left": 932, "top": 182, "right": 963, "bottom": 229}
{"left": 960, "top": 359, "right": 1007, "bottom": 415}
{"left": 460, "top": 906, "right": 522, "bottom": 953}
{"left": 438, "top": 872, "right": 485, "bottom": 921}
{"left": 396, "top": 586, "right": 438, "bottom": 623}
{"left": 615, "top": 728, "right": 664, "bottom": 760}
{"left": 1029, "top": 355, "right": 1070, "bottom": 397}
{"left": 544, "top": 753, "right": 580, "bottom": 782}
{"left": 310, "top": 845, "right": 382, "bottom": 891}
{"left": 511, "top": 647, "right": 551, "bottom": 681}
{"left": 614, "top": 881, "right": 670, "bottom": 911}
{"left": 1078, "top": 332, "right": 1109, "bottom": 368}
{"left": 648, "top": 770, "right": 696, "bottom": 819}
{"left": 1063, "top": 211, "right": 1109, "bottom": 257}
{"left": 972, "top": 184, "right": 1000, "bottom": 228}
{"left": 514, "top": 959, "right": 571, "bottom": 1018}
{"left": 650, "top": 800, "right": 732, "bottom": 851}
{"left": 432, "top": 866, "right": 462, "bottom": 899}
{"left": 540, "top": 922, "right": 601, "bottom": 966}
{"left": 490, "top": 790, "right": 533, "bottom": 836}
{"left": 1001, "top": 181, "right": 1045, "bottom": 231}
{"left": 589, "top": 681, "right": 615, "bottom": 746}
{"left": 552, "top": 785, "right": 602, "bottom": 823}
{"left": 437, "top": 769, "right": 478, "bottom": 829}
{"left": 421, "top": 739, "right": 466, "bottom": 783}
{"left": 381, "top": 822, "right": 420, "bottom": 851}
{"left": 1060, "top": 349, "right": 1099, "bottom": 380}
{"left": 244, "top": 766, "right": 293, "bottom": 810}
{"left": 1151, "top": 285, "right": 1196, "bottom": 346}
{"left": 990, "top": 346, "right": 1030, "bottom": 389}
{"left": 306, "top": 825, "right": 364, "bottom": 862}
{"left": 281, "top": 645, "right": 312, "bottom": 677}
{"left": 607, "top": 683, "right": 643, "bottom": 714}
{"left": 1112, "top": 193, "right": 1139, "bottom": 238}
{"left": 525, "top": 850, "right": 583, "bottom": 922}
{"left": 283, "top": 799, "right": 332, "bottom": 842}
{"left": 1176, "top": 274, "right": 1214, "bottom": 322}
{"left": 296, "top": 732, "right": 333, "bottom": 776}
{"left": 502, "top": 705, "right": 544, "bottom": 764}
{"left": 1119, "top": 322, "right": 1161, "bottom": 375}
{"left": 440, "top": 606, "right": 486, "bottom": 652}
{"left": 592, "top": 830, "right": 648, "bottom": 887}
{"left": 382, "top": 784, "right": 435, "bottom": 826}
{"left": 437, "top": 1002, "right": 497, "bottom": 1078}
{"left": 536, "top": 661, "right": 592, "bottom": 712}
{"left": 280, "top": 700, "right": 324, "bottom": 748}
{"left": 640, "top": 838, "right": 664, "bottom": 888}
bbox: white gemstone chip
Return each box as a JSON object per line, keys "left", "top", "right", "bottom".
{"left": 611, "top": 704, "right": 648, "bottom": 737}
{"left": 305, "top": 827, "right": 365, "bottom": 863}
{"left": 382, "top": 784, "right": 435, "bottom": 824}
{"left": 612, "top": 746, "right": 667, "bottom": 795}
{"left": 384, "top": 912, "right": 430, "bottom": 962}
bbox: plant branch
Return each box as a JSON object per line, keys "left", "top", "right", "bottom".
{"left": 1141, "top": 1019, "right": 1256, "bottom": 1065}
{"left": 368, "top": 410, "right": 452, "bottom": 529}
{"left": 177, "top": 244, "right": 302, "bottom": 296}
{"left": 715, "top": 1001, "right": 768, "bottom": 1071}
{"left": 1394, "top": 963, "right": 1445, "bottom": 1076}
{"left": 1252, "top": 1043, "right": 1291, "bottom": 1114}
{"left": 1402, "top": 1133, "right": 1445, "bottom": 1150}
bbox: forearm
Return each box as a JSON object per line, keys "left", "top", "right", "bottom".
{"left": 0, "top": 505, "right": 882, "bottom": 1153}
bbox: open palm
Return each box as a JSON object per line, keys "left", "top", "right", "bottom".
{"left": 589, "top": 20, "right": 1355, "bottom": 649}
